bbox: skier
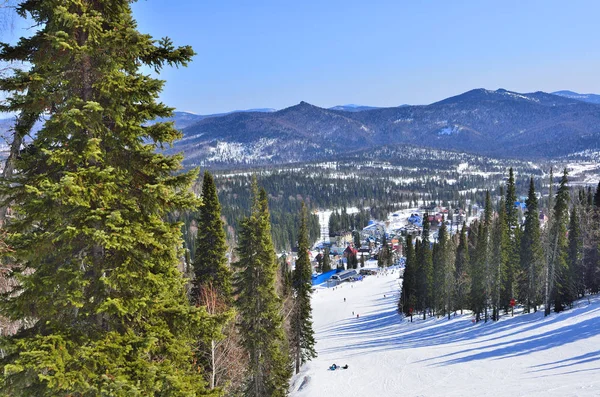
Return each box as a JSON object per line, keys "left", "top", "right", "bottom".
{"left": 344, "top": 297, "right": 346, "bottom": 302}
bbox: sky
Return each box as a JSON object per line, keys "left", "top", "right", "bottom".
{"left": 4, "top": 0, "right": 600, "bottom": 114}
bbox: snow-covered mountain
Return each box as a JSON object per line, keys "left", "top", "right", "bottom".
{"left": 328, "top": 104, "right": 382, "bottom": 112}
{"left": 172, "top": 88, "right": 600, "bottom": 167}
{"left": 552, "top": 90, "right": 600, "bottom": 105}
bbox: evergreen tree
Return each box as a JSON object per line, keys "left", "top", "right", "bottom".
{"left": 520, "top": 178, "right": 544, "bottom": 313}
{"left": 399, "top": 235, "right": 416, "bottom": 317}
{"left": 503, "top": 169, "right": 520, "bottom": 315}
{"left": 416, "top": 216, "right": 433, "bottom": 319}
{"left": 454, "top": 223, "right": 470, "bottom": 314}
{"left": 233, "top": 180, "right": 291, "bottom": 397}
{"left": 470, "top": 193, "right": 492, "bottom": 322}
{"left": 191, "top": 171, "right": 232, "bottom": 303}
{"left": 548, "top": 169, "right": 571, "bottom": 314}
{"left": 0, "top": 2, "right": 215, "bottom": 395}
{"left": 567, "top": 206, "right": 584, "bottom": 299}
{"left": 322, "top": 247, "right": 332, "bottom": 272}
{"left": 290, "top": 203, "right": 317, "bottom": 374}
{"left": 505, "top": 167, "right": 518, "bottom": 229}
{"left": 585, "top": 182, "right": 600, "bottom": 294}
{"left": 490, "top": 199, "right": 509, "bottom": 321}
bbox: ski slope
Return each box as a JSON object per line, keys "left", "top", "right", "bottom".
{"left": 290, "top": 271, "right": 600, "bottom": 397}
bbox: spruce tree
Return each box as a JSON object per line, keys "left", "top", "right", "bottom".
{"left": 490, "top": 199, "right": 509, "bottom": 321}
{"left": 191, "top": 171, "right": 232, "bottom": 303}
{"left": 417, "top": 217, "right": 433, "bottom": 319}
{"left": 454, "top": 223, "right": 470, "bottom": 315}
{"left": 291, "top": 203, "right": 317, "bottom": 374}
{"left": 505, "top": 167, "right": 518, "bottom": 229}
{"left": 0, "top": 2, "right": 216, "bottom": 395}
{"left": 548, "top": 169, "right": 571, "bottom": 314}
{"left": 322, "top": 247, "right": 332, "bottom": 272}
{"left": 503, "top": 169, "right": 520, "bottom": 315}
{"left": 399, "top": 235, "right": 416, "bottom": 317}
{"left": 233, "top": 180, "right": 291, "bottom": 397}
{"left": 520, "top": 177, "right": 544, "bottom": 313}
{"left": 567, "top": 206, "right": 584, "bottom": 299}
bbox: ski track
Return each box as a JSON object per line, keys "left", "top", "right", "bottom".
{"left": 290, "top": 272, "right": 600, "bottom": 397}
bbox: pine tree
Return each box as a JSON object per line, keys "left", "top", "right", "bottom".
{"left": 417, "top": 216, "right": 433, "bottom": 319}
{"left": 233, "top": 179, "right": 291, "bottom": 397}
{"left": 192, "top": 171, "right": 232, "bottom": 303}
{"left": 520, "top": 177, "right": 544, "bottom": 313}
{"left": 503, "top": 169, "right": 520, "bottom": 315}
{"left": 548, "top": 169, "right": 571, "bottom": 314}
{"left": 490, "top": 199, "right": 509, "bottom": 321}
{"left": 290, "top": 203, "right": 317, "bottom": 374}
{"left": 399, "top": 235, "right": 416, "bottom": 317}
{"left": 322, "top": 247, "right": 332, "bottom": 272}
{"left": 470, "top": 193, "right": 492, "bottom": 322}
{"left": 454, "top": 223, "right": 470, "bottom": 314}
{"left": 505, "top": 167, "right": 518, "bottom": 229}
{"left": 567, "top": 206, "right": 584, "bottom": 299}
{"left": 0, "top": 2, "right": 216, "bottom": 395}
{"left": 585, "top": 182, "right": 600, "bottom": 294}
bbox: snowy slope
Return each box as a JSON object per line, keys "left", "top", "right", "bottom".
{"left": 290, "top": 272, "right": 600, "bottom": 397}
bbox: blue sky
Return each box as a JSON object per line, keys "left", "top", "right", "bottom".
{"left": 5, "top": 1, "right": 600, "bottom": 114}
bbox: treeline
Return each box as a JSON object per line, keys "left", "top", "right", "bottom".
{"left": 400, "top": 168, "right": 600, "bottom": 322}
{"left": 213, "top": 169, "right": 538, "bottom": 249}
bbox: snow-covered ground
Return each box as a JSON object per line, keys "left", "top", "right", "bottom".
{"left": 290, "top": 272, "right": 600, "bottom": 397}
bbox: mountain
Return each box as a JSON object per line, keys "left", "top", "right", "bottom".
{"left": 328, "top": 104, "right": 382, "bottom": 112}
{"left": 149, "top": 108, "right": 277, "bottom": 129}
{"left": 552, "top": 90, "right": 600, "bottom": 105}
{"left": 171, "top": 89, "right": 600, "bottom": 167}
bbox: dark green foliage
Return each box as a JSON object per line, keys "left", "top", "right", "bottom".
{"left": 567, "top": 206, "right": 584, "bottom": 299}
{"left": 0, "top": 1, "right": 215, "bottom": 395}
{"left": 233, "top": 180, "right": 291, "bottom": 397}
{"left": 520, "top": 178, "right": 544, "bottom": 313}
{"left": 505, "top": 167, "right": 518, "bottom": 229}
{"left": 290, "top": 203, "right": 317, "bottom": 374}
{"left": 191, "top": 171, "right": 232, "bottom": 303}
{"left": 454, "top": 223, "right": 470, "bottom": 314}
{"left": 490, "top": 199, "right": 509, "bottom": 321}
{"left": 378, "top": 234, "right": 392, "bottom": 268}
{"left": 549, "top": 169, "right": 571, "bottom": 314}
{"left": 322, "top": 247, "right": 332, "bottom": 272}
{"left": 400, "top": 235, "right": 418, "bottom": 318}
{"left": 470, "top": 194, "right": 491, "bottom": 323}
{"left": 433, "top": 221, "right": 455, "bottom": 318}
{"left": 595, "top": 182, "right": 600, "bottom": 208}
{"left": 416, "top": 218, "right": 433, "bottom": 319}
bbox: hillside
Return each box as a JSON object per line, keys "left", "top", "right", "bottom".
{"left": 290, "top": 271, "right": 600, "bottom": 397}
{"left": 171, "top": 89, "right": 600, "bottom": 167}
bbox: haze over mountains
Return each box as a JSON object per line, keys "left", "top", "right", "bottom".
{"left": 2, "top": 89, "right": 600, "bottom": 167}
{"left": 167, "top": 89, "right": 600, "bottom": 167}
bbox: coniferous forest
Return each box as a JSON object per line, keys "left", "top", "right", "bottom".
{"left": 0, "top": 2, "right": 600, "bottom": 397}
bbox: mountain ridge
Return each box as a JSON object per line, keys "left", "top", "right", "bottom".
{"left": 169, "top": 88, "right": 600, "bottom": 167}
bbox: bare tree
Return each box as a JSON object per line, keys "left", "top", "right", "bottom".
{"left": 196, "top": 283, "right": 245, "bottom": 393}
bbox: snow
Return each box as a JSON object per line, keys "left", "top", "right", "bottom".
{"left": 290, "top": 272, "right": 600, "bottom": 396}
